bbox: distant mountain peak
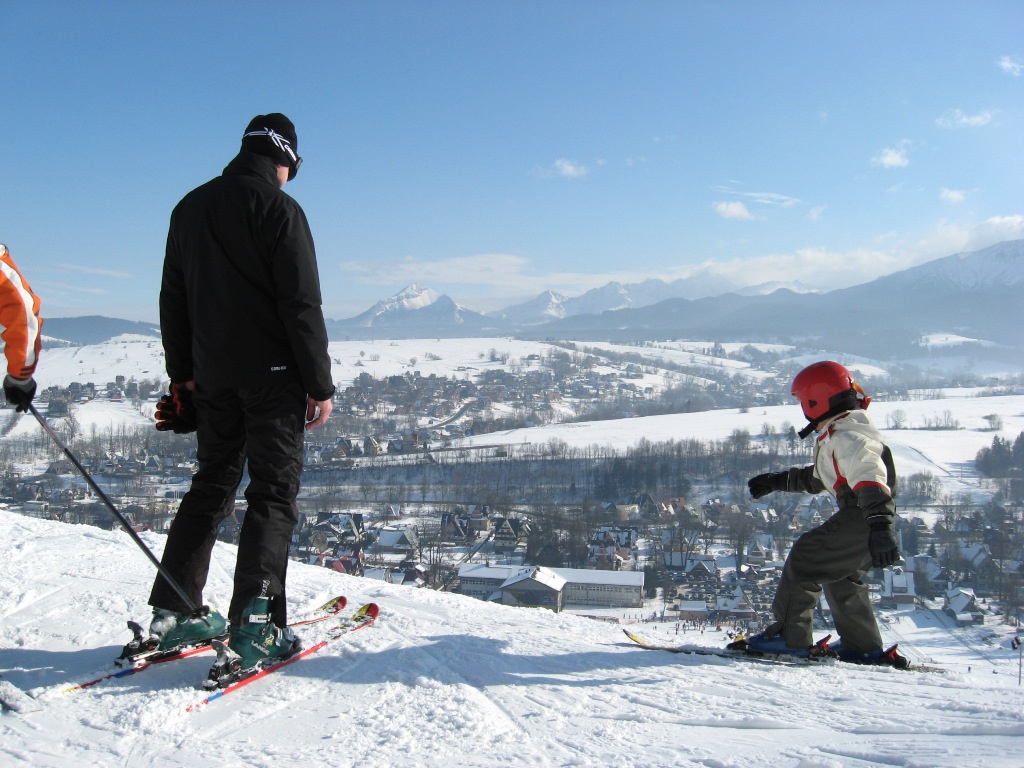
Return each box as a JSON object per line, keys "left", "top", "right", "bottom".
{"left": 736, "top": 280, "right": 819, "bottom": 296}
{"left": 353, "top": 285, "right": 442, "bottom": 326}
{"left": 387, "top": 284, "right": 442, "bottom": 310}
{"left": 329, "top": 284, "right": 500, "bottom": 338}
{"left": 489, "top": 290, "right": 569, "bottom": 324}
{"left": 912, "top": 239, "right": 1024, "bottom": 289}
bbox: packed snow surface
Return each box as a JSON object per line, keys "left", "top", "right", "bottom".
{"left": 2, "top": 510, "right": 1023, "bottom": 768}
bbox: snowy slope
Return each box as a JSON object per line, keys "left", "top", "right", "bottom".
{"left": 2, "top": 510, "right": 1024, "bottom": 768}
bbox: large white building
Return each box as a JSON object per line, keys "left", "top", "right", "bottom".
{"left": 556, "top": 567, "right": 644, "bottom": 608}
{"left": 457, "top": 564, "right": 533, "bottom": 601}
{"left": 457, "top": 563, "right": 644, "bottom": 610}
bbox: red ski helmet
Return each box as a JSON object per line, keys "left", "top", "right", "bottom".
{"left": 791, "top": 361, "right": 869, "bottom": 426}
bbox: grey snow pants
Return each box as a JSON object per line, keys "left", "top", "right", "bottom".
{"left": 769, "top": 506, "right": 884, "bottom": 653}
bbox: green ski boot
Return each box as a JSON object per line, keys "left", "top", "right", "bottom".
{"left": 148, "top": 607, "right": 227, "bottom": 651}
{"left": 228, "top": 596, "right": 301, "bottom": 671}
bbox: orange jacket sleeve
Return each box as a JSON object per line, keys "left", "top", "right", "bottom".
{"left": 0, "top": 244, "right": 43, "bottom": 379}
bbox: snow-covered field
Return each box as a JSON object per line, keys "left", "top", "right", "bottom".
{"left": 455, "top": 392, "right": 1024, "bottom": 506}
{"left": 2, "top": 510, "right": 1024, "bottom": 768}
{"left": 35, "top": 335, "right": 578, "bottom": 390}
{"left": 38, "top": 333, "right": 1022, "bottom": 396}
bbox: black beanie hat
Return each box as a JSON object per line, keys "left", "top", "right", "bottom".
{"left": 241, "top": 113, "right": 300, "bottom": 172}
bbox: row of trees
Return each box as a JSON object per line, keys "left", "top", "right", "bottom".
{"left": 976, "top": 432, "right": 1024, "bottom": 478}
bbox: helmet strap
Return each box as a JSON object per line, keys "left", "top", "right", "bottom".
{"left": 796, "top": 386, "right": 868, "bottom": 439}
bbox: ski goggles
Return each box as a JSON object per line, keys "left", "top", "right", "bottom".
{"left": 243, "top": 127, "right": 303, "bottom": 180}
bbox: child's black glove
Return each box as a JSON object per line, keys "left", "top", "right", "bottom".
{"left": 868, "top": 522, "right": 900, "bottom": 568}
{"left": 747, "top": 471, "right": 789, "bottom": 499}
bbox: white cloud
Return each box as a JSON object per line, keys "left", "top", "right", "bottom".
{"left": 55, "top": 263, "right": 133, "bottom": 279}
{"left": 713, "top": 182, "right": 798, "bottom": 207}
{"left": 36, "top": 280, "right": 109, "bottom": 297}
{"left": 998, "top": 55, "right": 1023, "bottom": 77}
{"left": 972, "top": 214, "right": 1024, "bottom": 243}
{"left": 713, "top": 201, "right": 755, "bottom": 220}
{"left": 936, "top": 109, "right": 994, "bottom": 129}
{"left": 906, "top": 217, "right": 1024, "bottom": 267}
{"left": 552, "top": 158, "right": 589, "bottom": 178}
{"left": 661, "top": 218, "right": 1024, "bottom": 295}
{"left": 939, "top": 187, "right": 966, "bottom": 204}
{"left": 702, "top": 246, "right": 902, "bottom": 290}
{"left": 743, "top": 191, "right": 800, "bottom": 208}
{"left": 342, "top": 253, "right": 536, "bottom": 287}
{"left": 807, "top": 206, "right": 826, "bottom": 222}
{"left": 872, "top": 143, "right": 910, "bottom": 168}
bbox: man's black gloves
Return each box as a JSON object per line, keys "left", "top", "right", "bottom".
{"left": 155, "top": 383, "right": 197, "bottom": 433}
{"left": 868, "top": 522, "right": 900, "bottom": 568}
{"left": 747, "top": 471, "right": 790, "bottom": 499}
{"left": 4, "top": 374, "right": 36, "bottom": 413}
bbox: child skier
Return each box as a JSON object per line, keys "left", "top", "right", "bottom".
{"left": 735, "top": 360, "right": 907, "bottom": 667}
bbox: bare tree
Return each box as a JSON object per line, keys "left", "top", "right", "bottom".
{"left": 722, "top": 507, "right": 757, "bottom": 570}
{"left": 886, "top": 409, "right": 908, "bottom": 429}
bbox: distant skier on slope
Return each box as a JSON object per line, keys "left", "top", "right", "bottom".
{"left": 734, "top": 361, "right": 907, "bottom": 667}
{"left": 0, "top": 243, "right": 42, "bottom": 413}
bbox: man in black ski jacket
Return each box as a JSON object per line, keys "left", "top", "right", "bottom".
{"left": 147, "top": 113, "right": 335, "bottom": 672}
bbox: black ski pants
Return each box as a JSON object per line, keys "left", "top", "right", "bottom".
{"left": 149, "top": 380, "right": 307, "bottom": 627}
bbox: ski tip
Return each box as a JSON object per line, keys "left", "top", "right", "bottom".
{"left": 622, "top": 629, "right": 649, "bottom": 646}
{"left": 360, "top": 603, "right": 380, "bottom": 620}
{"left": 0, "top": 680, "right": 43, "bottom": 714}
{"left": 318, "top": 595, "right": 348, "bottom": 613}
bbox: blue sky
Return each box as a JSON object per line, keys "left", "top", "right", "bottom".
{"left": 2, "top": 1, "right": 1022, "bottom": 322}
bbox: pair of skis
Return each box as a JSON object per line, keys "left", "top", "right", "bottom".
{"left": 622, "top": 628, "right": 941, "bottom": 672}
{"left": 66, "top": 594, "right": 351, "bottom": 693}
{"left": 189, "top": 601, "right": 379, "bottom": 710}
{"left": 1, "top": 596, "right": 379, "bottom": 714}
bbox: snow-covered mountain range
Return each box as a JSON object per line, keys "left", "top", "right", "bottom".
{"left": 493, "top": 273, "right": 817, "bottom": 325}
{"left": 42, "top": 241, "right": 1024, "bottom": 364}
{"left": 518, "top": 240, "right": 1024, "bottom": 364}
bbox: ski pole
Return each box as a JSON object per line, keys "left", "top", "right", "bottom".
{"left": 28, "top": 403, "right": 206, "bottom": 619}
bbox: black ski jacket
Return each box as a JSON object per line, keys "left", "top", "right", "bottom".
{"left": 160, "top": 151, "right": 335, "bottom": 401}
